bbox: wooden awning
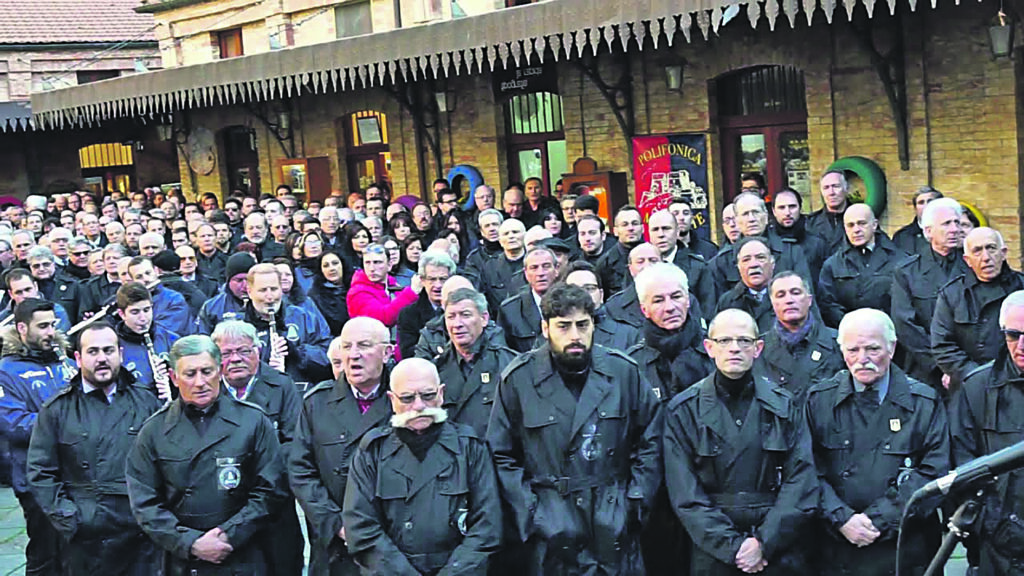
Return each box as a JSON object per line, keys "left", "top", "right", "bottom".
{"left": 32, "top": 0, "right": 959, "bottom": 128}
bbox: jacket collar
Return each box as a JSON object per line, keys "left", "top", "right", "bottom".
{"left": 830, "top": 365, "right": 915, "bottom": 411}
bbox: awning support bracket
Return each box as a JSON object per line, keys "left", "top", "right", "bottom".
{"left": 573, "top": 45, "right": 636, "bottom": 155}
{"left": 851, "top": 10, "right": 910, "bottom": 170}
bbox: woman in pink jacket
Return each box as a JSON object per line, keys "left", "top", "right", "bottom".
{"left": 346, "top": 243, "right": 421, "bottom": 358}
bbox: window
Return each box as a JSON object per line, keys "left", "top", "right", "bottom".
{"left": 217, "top": 28, "right": 244, "bottom": 59}
{"left": 335, "top": 2, "right": 372, "bottom": 39}
{"left": 412, "top": 0, "right": 442, "bottom": 22}
{"left": 508, "top": 92, "right": 564, "bottom": 135}
{"left": 76, "top": 70, "right": 120, "bottom": 85}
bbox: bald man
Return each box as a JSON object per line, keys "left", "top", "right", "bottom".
{"left": 932, "top": 227, "right": 1024, "bottom": 389}
{"left": 290, "top": 317, "right": 395, "bottom": 576}
{"left": 343, "top": 358, "right": 503, "bottom": 574}
{"left": 817, "top": 204, "right": 908, "bottom": 327}
{"left": 478, "top": 218, "right": 527, "bottom": 312}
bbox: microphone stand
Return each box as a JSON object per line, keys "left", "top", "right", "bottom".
{"left": 898, "top": 484, "right": 989, "bottom": 576}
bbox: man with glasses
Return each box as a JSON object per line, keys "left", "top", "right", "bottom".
{"left": 318, "top": 206, "right": 343, "bottom": 248}
{"left": 805, "top": 309, "right": 949, "bottom": 576}
{"left": 953, "top": 291, "right": 1024, "bottom": 575}
{"left": 271, "top": 215, "right": 292, "bottom": 244}
{"left": 664, "top": 308, "right": 817, "bottom": 575}
{"left": 290, "top": 317, "right": 395, "bottom": 576}
{"left": 343, "top": 357, "right": 503, "bottom": 574}
{"left": 223, "top": 198, "right": 243, "bottom": 227}
{"left": 397, "top": 251, "right": 455, "bottom": 359}
{"left": 65, "top": 238, "right": 92, "bottom": 280}
{"left": 27, "top": 246, "right": 79, "bottom": 324}
{"left": 932, "top": 227, "right": 1024, "bottom": 391}
{"left": 46, "top": 227, "right": 72, "bottom": 268}
{"left": 212, "top": 320, "right": 304, "bottom": 576}
{"left": 488, "top": 282, "right": 662, "bottom": 574}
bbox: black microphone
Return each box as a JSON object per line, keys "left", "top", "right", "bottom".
{"left": 919, "top": 440, "right": 1024, "bottom": 500}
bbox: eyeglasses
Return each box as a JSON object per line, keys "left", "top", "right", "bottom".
{"left": 710, "top": 337, "right": 758, "bottom": 349}
{"left": 395, "top": 389, "right": 439, "bottom": 405}
{"left": 1003, "top": 329, "right": 1024, "bottom": 343}
{"left": 71, "top": 250, "right": 90, "bottom": 257}
{"left": 221, "top": 348, "right": 256, "bottom": 359}
{"left": 29, "top": 261, "right": 54, "bottom": 269}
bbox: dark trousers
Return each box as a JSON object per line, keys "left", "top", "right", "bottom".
{"left": 15, "top": 491, "right": 61, "bottom": 576}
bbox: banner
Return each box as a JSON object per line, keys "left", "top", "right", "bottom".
{"left": 632, "top": 134, "right": 710, "bottom": 240}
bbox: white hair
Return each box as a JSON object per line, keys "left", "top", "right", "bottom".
{"left": 920, "top": 198, "right": 963, "bottom": 229}
{"left": 635, "top": 262, "right": 689, "bottom": 303}
{"left": 837, "top": 308, "right": 897, "bottom": 347}
{"left": 1000, "top": 290, "right": 1024, "bottom": 328}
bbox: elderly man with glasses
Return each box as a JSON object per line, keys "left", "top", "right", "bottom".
{"left": 27, "top": 245, "right": 80, "bottom": 323}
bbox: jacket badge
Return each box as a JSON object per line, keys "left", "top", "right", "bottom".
{"left": 457, "top": 507, "right": 469, "bottom": 536}
{"left": 217, "top": 457, "right": 241, "bottom": 490}
{"left": 286, "top": 324, "right": 300, "bottom": 342}
{"left": 581, "top": 423, "right": 602, "bottom": 461}
{"left": 889, "top": 419, "right": 901, "bottom": 432}
{"left": 811, "top": 350, "right": 822, "bottom": 362}
{"left": 481, "top": 373, "right": 490, "bottom": 384}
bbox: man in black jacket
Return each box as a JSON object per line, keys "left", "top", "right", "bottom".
{"left": 342, "top": 358, "right": 503, "bottom": 574}
{"left": 564, "top": 261, "right": 640, "bottom": 353}
{"left": 195, "top": 223, "right": 229, "bottom": 283}
{"left": 290, "top": 317, "right": 394, "bottom": 576}
{"left": 432, "top": 288, "right": 516, "bottom": 436}
{"left": 648, "top": 209, "right": 716, "bottom": 317}
{"left": 663, "top": 308, "right": 817, "bottom": 575}
{"left": 27, "top": 322, "right": 162, "bottom": 576}
{"left": 595, "top": 205, "right": 645, "bottom": 297}
{"left": 396, "top": 250, "right": 454, "bottom": 359}
{"left": 26, "top": 245, "right": 79, "bottom": 323}
{"left": 951, "top": 290, "right": 1024, "bottom": 575}
{"left": 817, "top": 204, "right": 908, "bottom": 327}
{"left": 212, "top": 320, "right": 304, "bottom": 576}
{"left": 806, "top": 170, "right": 851, "bottom": 253}
{"left": 669, "top": 196, "right": 718, "bottom": 261}
{"left": 892, "top": 186, "right": 942, "bottom": 257}
{"left": 242, "top": 213, "right": 286, "bottom": 263}
{"left": 464, "top": 209, "right": 504, "bottom": 280}
{"left": 125, "top": 335, "right": 287, "bottom": 575}
{"left": 805, "top": 309, "right": 949, "bottom": 576}
{"left": 79, "top": 243, "right": 128, "bottom": 319}
{"left": 761, "top": 272, "right": 844, "bottom": 403}
{"left": 478, "top": 218, "right": 526, "bottom": 313}
{"left": 716, "top": 236, "right": 777, "bottom": 331}
{"left": 488, "top": 283, "right": 662, "bottom": 574}
{"left": 932, "top": 227, "right": 1024, "bottom": 389}
{"left": 605, "top": 242, "right": 664, "bottom": 329}
{"left": 891, "top": 198, "right": 969, "bottom": 389}
{"left": 770, "top": 188, "right": 829, "bottom": 282}
{"left": 498, "top": 247, "right": 558, "bottom": 353}
{"left": 175, "top": 244, "right": 220, "bottom": 297}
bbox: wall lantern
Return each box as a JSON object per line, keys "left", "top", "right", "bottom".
{"left": 990, "top": 8, "right": 1015, "bottom": 58}
{"left": 276, "top": 110, "right": 291, "bottom": 134}
{"left": 665, "top": 63, "right": 685, "bottom": 92}
{"left": 156, "top": 124, "right": 172, "bottom": 141}
{"left": 435, "top": 85, "right": 458, "bottom": 114}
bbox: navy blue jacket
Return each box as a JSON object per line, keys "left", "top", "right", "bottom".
{"left": 116, "top": 320, "right": 179, "bottom": 395}
{"left": 196, "top": 285, "right": 247, "bottom": 334}
{"left": 151, "top": 284, "right": 191, "bottom": 336}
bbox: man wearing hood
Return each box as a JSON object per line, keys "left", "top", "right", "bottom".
{"left": 114, "top": 282, "right": 178, "bottom": 401}
{"left": 244, "top": 263, "right": 331, "bottom": 385}
{"left": 0, "top": 299, "right": 78, "bottom": 575}
{"left": 343, "top": 358, "right": 503, "bottom": 574}
{"left": 196, "top": 252, "right": 255, "bottom": 334}
{"left": 27, "top": 321, "right": 162, "bottom": 575}
{"left": 290, "top": 318, "right": 396, "bottom": 576}
{"left": 488, "top": 283, "right": 662, "bottom": 574}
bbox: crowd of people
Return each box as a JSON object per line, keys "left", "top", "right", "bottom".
{"left": 0, "top": 170, "right": 1019, "bottom": 576}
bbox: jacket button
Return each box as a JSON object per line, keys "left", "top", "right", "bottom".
{"left": 339, "top": 434, "right": 346, "bottom": 441}
{"left": 576, "top": 497, "right": 583, "bottom": 506}
{"left": 841, "top": 471, "right": 850, "bottom": 478}
{"left": 81, "top": 462, "right": 89, "bottom": 469}
{"left": 185, "top": 488, "right": 193, "bottom": 496}
{"left": 600, "top": 411, "right": 606, "bottom": 417}
{"left": 884, "top": 444, "right": 891, "bottom": 450}
{"left": 548, "top": 416, "right": 554, "bottom": 422}
{"left": 843, "top": 440, "right": 850, "bottom": 446}
{"left": 404, "top": 521, "right": 413, "bottom": 530}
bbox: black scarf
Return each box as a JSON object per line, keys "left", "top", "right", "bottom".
{"left": 23, "top": 346, "right": 58, "bottom": 365}
{"left": 396, "top": 422, "right": 444, "bottom": 461}
{"left": 644, "top": 317, "right": 706, "bottom": 397}
{"left": 774, "top": 217, "right": 808, "bottom": 241}
{"left": 63, "top": 263, "right": 91, "bottom": 280}
{"left": 643, "top": 316, "right": 701, "bottom": 358}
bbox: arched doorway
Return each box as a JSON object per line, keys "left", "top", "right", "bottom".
{"left": 222, "top": 125, "right": 260, "bottom": 196}
{"left": 717, "top": 66, "right": 810, "bottom": 204}
{"left": 506, "top": 91, "right": 567, "bottom": 193}
{"left": 341, "top": 110, "right": 391, "bottom": 194}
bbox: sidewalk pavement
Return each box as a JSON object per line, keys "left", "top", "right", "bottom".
{"left": 0, "top": 485, "right": 967, "bottom": 576}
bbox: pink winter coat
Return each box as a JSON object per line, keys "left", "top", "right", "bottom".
{"left": 346, "top": 270, "right": 419, "bottom": 328}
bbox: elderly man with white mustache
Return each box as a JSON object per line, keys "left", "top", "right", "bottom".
{"left": 342, "top": 358, "right": 503, "bottom": 575}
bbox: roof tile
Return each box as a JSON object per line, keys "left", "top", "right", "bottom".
{"left": 0, "top": 0, "right": 156, "bottom": 44}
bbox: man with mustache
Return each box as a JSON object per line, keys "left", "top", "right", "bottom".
{"left": 817, "top": 204, "right": 907, "bottom": 328}
{"left": 126, "top": 335, "right": 287, "bottom": 576}
{"left": 488, "top": 283, "right": 662, "bottom": 574}
{"left": 498, "top": 246, "right": 559, "bottom": 353}
{"left": 27, "top": 321, "right": 162, "bottom": 575}
{"left": 212, "top": 320, "right": 304, "bottom": 576}
{"left": 664, "top": 308, "right": 817, "bottom": 575}
{"left": 932, "top": 227, "right": 1024, "bottom": 390}
{"left": 715, "top": 236, "right": 777, "bottom": 331}
{"left": 805, "top": 309, "right": 949, "bottom": 575}
{"left": 342, "top": 358, "right": 503, "bottom": 573}
{"left": 0, "top": 299, "right": 80, "bottom": 575}
{"left": 244, "top": 263, "right": 331, "bottom": 385}
{"left": 290, "top": 317, "right": 395, "bottom": 576}
{"left": 760, "top": 272, "right": 844, "bottom": 404}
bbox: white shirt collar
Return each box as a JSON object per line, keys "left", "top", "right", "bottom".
{"left": 82, "top": 380, "right": 116, "bottom": 403}
{"left": 224, "top": 375, "right": 256, "bottom": 401}
{"left": 350, "top": 382, "right": 382, "bottom": 400}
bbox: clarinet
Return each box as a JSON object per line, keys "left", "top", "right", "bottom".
{"left": 54, "top": 341, "right": 78, "bottom": 381}
{"left": 268, "top": 310, "right": 286, "bottom": 368}
{"left": 144, "top": 333, "right": 172, "bottom": 402}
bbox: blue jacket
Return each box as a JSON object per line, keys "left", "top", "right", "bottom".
{"left": 0, "top": 328, "right": 77, "bottom": 493}
{"left": 116, "top": 320, "right": 179, "bottom": 395}
{"left": 195, "top": 284, "right": 246, "bottom": 334}
{"left": 295, "top": 266, "right": 315, "bottom": 295}
{"left": 151, "top": 284, "right": 191, "bottom": 336}
{"left": 241, "top": 302, "right": 331, "bottom": 385}
{"left": 287, "top": 294, "right": 332, "bottom": 340}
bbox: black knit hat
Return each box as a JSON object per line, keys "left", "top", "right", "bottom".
{"left": 225, "top": 252, "right": 256, "bottom": 280}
